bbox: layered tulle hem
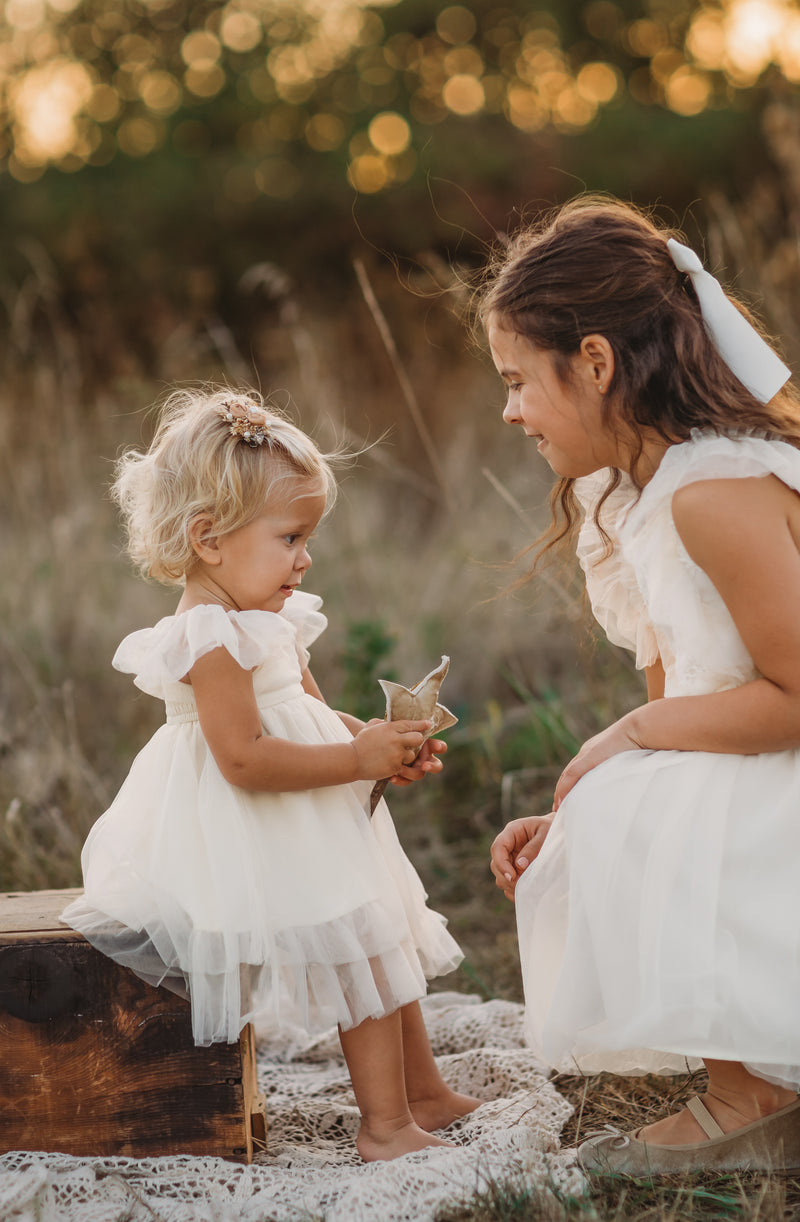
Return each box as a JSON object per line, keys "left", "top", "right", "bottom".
{"left": 525, "top": 1024, "right": 800, "bottom": 1093}
{"left": 62, "top": 894, "right": 462, "bottom": 1046}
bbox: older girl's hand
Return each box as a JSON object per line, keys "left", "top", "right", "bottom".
{"left": 389, "top": 737, "right": 447, "bottom": 788}
{"left": 490, "top": 813, "right": 555, "bottom": 901}
{"left": 554, "top": 716, "right": 644, "bottom": 808}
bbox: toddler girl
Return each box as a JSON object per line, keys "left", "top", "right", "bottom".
{"left": 485, "top": 199, "right": 800, "bottom": 1174}
{"left": 63, "top": 389, "right": 478, "bottom": 1161}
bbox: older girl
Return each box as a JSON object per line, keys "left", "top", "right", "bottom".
{"left": 485, "top": 199, "right": 800, "bottom": 1174}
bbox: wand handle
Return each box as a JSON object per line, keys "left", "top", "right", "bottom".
{"left": 369, "top": 777, "right": 390, "bottom": 815}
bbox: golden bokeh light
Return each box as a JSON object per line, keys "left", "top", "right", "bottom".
{"left": 181, "top": 30, "right": 221, "bottom": 67}
{"left": 117, "top": 113, "right": 164, "bottom": 156}
{"left": 650, "top": 47, "right": 686, "bottom": 85}
{"left": 443, "top": 45, "right": 484, "bottom": 77}
{"left": 8, "top": 154, "right": 46, "bottom": 181}
{"left": 506, "top": 82, "right": 548, "bottom": 133}
{"left": 553, "top": 85, "right": 597, "bottom": 129}
{"left": 113, "top": 33, "right": 155, "bottom": 67}
{"left": 184, "top": 63, "right": 226, "bottom": 98}
{"left": 625, "top": 18, "right": 668, "bottom": 57}
{"left": 442, "top": 73, "right": 485, "bottom": 115}
{"left": 219, "top": 8, "right": 262, "bottom": 54}
{"left": 12, "top": 57, "right": 93, "bottom": 160}
{"left": 777, "top": 12, "right": 800, "bottom": 80}
{"left": 576, "top": 61, "right": 620, "bottom": 104}
{"left": 347, "top": 150, "right": 389, "bottom": 192}
{"left": 665, "top": 65, "right": 712, "bottom": 115}
{"left": 139, "top": 68, "right": 182, "bottom": 114}
{"left": 6, "top": 0, "right": 46, "bottom": 32}
{"left": 87, "top": 82, "right": 121, "bottom": 122}
{"left": 685, "top": 0, "right": 800, "bottom": 88}
{"left": 685, "top": 11, "right": 726, "bottom": 69}
{"left": 305, "top": 111, "right": 346, "bottom": 150}
{"left": 583, "top": 0, "right": 624, "bottom": 41}
{"left": 436, "top": 5, "right": 477, "bottom": 46}
{"left": 368, "top": 110, "right": 410, "bottom": 154}
{"left": 0, "top": 0, "right": 797, "bottom": 189}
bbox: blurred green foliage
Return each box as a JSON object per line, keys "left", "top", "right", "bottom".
{"left": 338, "top": 618, "right": 398, "bottom": 721}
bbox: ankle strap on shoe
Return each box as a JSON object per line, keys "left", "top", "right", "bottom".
{"left": 687, "top": 1096, "right": 725, "bottom": 1139}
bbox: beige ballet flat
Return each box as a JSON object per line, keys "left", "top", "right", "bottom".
{"left": 577, "top": 1095, "right": 800, "bottom": 1177}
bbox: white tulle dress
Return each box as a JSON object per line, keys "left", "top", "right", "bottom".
{"left": 62, "top": 591, "right": 462, "bottom": 1046}
{"left": 516, "top": 430, "right": 800, "bottom": 1090}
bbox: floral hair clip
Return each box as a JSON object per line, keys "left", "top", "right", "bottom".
{"left": 221, "top": 400, "right": 272, "bottom": 447}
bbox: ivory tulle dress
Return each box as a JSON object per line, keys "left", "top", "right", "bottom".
{"left": 516, "top": 431, "right": 800, "bottom": 1090}
{"left": 62, "top": 591, "right": 462, "bottom": 1046}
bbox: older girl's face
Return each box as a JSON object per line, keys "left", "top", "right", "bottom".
{"left": 487, "top": 319, "right": 625, "bottom": 478}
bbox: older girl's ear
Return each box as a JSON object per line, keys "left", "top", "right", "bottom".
{"left": 188, "top": 514, "right": 222, "bottom": 565}
{"left": 579, "top": 334, "right": 615, "bottom": 394}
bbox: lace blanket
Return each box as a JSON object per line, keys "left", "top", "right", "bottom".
{"left": 0, "top": 994, "right": 582, "bottom": 1221}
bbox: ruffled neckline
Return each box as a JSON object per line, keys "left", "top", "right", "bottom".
{"left": 162, "top": 589, "right": 323, "bottom": 629}
{"left": 112, "top": 591, "right": 327, "bottom": 699}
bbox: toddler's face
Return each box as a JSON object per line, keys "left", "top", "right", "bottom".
{"left": 210, "top": 479, "right": 326, "bottom": 613}
{"left": 488, "top": 320, "right": 623, "bottom": 478}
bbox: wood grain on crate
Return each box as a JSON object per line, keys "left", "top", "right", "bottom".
{"left": 0, "top": 888, "right": 266, "bottom": 1162}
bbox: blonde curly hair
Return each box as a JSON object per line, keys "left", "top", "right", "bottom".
{"left": 113, "top": 387, "right": 338, "bottom": 585}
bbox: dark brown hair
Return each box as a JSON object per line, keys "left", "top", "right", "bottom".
{"left": 479, "top": 196, "right": 800, "bottom": 566}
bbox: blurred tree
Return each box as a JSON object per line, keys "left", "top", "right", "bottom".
{"left": 0, "top": 0, "right": 795, "bottom": 379}
{"left": 1, "top": 0, "right": 796, "bottom": 190}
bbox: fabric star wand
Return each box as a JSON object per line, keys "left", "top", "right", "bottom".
{"left": 369, "top": 655, "right": 458, "bottom": 815}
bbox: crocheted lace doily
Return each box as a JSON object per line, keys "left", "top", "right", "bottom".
{"left": 0, "top": 993, "right": 583, "bottom": 1222}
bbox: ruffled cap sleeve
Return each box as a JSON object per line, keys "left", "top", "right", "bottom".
{"left": 574, "top": 471, "right": 660, "bottom": 669}
{"left": 113, "top": 604, "right": 275, "bottom": 698}
{"left": 279, "top": 590, "right": 327, "bottom": 669}
{"left": 632, "top": 430, "right": 800, "bottom": 505}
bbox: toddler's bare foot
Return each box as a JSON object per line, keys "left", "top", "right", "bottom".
{"left": 357, "top": 1117, "right": 453, "bottom": 1162}
{"left": 410, "top": 1088, "right": 482, "bottom": 1133}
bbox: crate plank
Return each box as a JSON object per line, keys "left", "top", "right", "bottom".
{"left": 0, "top": 888, "right": 83, "bottom": 935}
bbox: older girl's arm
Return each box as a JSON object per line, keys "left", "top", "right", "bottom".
{"left": 555, "top": 475, "right": 800, "bottom": 805}
{"left": 644, "top": 657, "right": 665, "bottom": 701}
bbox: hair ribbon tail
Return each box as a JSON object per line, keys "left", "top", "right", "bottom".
{"left": 667, "top": 238, "right": 791, "bottom": 405}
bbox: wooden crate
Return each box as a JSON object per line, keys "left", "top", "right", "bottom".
{"left": 0, "top": 889, "right": 267, "bottom": 1162}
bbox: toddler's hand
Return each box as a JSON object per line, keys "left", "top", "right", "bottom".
{"left": 490, "top": 813, "right": 555, "bottom": 901}
{"left": 389, "top": 736, "right": 447, "bottom": 788}
{"left": 352, "top": 718, "right": 430, "bottom": 781}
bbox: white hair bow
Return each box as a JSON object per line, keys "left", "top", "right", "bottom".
{"left": 667, "top": 238, "right": 791, "bottom": 405}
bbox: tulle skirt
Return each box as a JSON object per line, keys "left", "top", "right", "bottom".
{"left": 63, "top": 691, "right": 462, "bottom": 1046}
{"left": 516, "top": 747, "right": 800, "bottom": 1089}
